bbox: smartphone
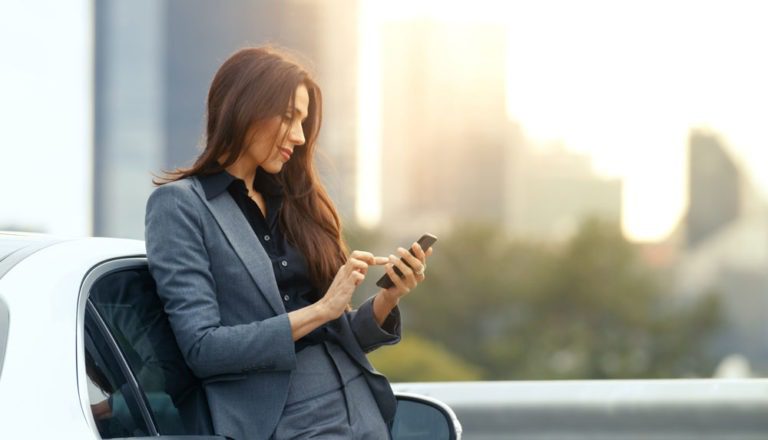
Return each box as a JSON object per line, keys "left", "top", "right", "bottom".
{"left": 375, "top": 233, "right": 438, "bottom": 289}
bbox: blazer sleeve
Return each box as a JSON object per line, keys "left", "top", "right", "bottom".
{"left": 347, "top": 296, "right": 401, "bottom": 353}
{"left": 145, "top": 183, "right": 296, "bottom": 379}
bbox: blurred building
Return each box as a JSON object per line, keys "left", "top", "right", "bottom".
{"left": 675, "top": 129, "right": 768, "bottom": 373}
{"left": 505, "top": 137, "right": 623, "bottom": 241}
{"left": 378, "top": 21, "right": 509, "bottom": 237}
{"left": 686, "top": 130, "right": 741, "bottom": 248}
{"left": 377, "top": 20, "right": 621, "bottom": 242}
{"left": 94, "top": 0, "right": 359, "bottom": 238}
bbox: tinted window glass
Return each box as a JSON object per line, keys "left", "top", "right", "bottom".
{"left": 391, "top": 399, "right": 452, "bottom": 440}
{"left": 89, "top": 268, "right": 213, "bottom": 435}
{"left": 85, "top": 312, "right": 150, "bottom": 437}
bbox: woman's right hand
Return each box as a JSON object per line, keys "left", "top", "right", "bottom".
{"left": 290, "top": 250, "right": 387, "bottom": 341}
{"left": 317, "top": 250, "right": 388, "bottom": 320}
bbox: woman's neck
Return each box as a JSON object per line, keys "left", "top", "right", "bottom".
{"left": 224, "top": 159, "right": 258, "bottom": 192}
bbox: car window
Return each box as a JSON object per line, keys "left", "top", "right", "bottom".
{"left": 84, "top": 311, "right": 151, "bottom": 437}
{"left": 88, "top": 268, "right": 213, "bottom": 436}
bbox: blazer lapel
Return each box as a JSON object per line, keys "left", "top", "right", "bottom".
{"left": 189, "top": 177, "right": 285, "bottom": 316}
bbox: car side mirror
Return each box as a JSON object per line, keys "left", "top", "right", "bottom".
{"left": 391, "top": 393, "right": 462, "bottom": 440}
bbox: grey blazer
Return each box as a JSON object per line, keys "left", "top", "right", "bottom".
{"left": 145, "top": 176, "right": 401, "bottom": 440}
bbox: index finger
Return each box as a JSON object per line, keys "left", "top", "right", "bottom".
{"left": 349, "top": 250, "right": 381, "bottom": 265}
{"left": 372, "top": 256, "right": 389, "bottom": 265}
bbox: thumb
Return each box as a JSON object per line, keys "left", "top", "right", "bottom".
{"left": 372, "top": 256, "right": 390, "bottom": 265}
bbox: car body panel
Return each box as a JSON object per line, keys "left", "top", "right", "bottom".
{"left": 0, "top": 295, "right": 9, "bottom": 380}
{"left": 0, "top": 237, "right": 144, "bottom": 438}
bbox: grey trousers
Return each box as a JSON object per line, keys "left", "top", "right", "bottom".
{"left": 269, "top": 343, "right": 390, "bottom": 440}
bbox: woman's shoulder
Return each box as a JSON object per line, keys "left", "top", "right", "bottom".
{"left": 147, "top": 176, "right": 202, "bottom": 206}
{"left": 145, "top": 177, "right": 206, "bottom": 239}
{"left": 153, "top": 175, "right": 201, "bottom": 192}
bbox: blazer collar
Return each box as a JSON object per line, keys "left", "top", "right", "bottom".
{"left": 188, "top": 176, "right": 285, "bottom": 315}
{"left": 198, "top": 167, "right": 284, "bottom": 200}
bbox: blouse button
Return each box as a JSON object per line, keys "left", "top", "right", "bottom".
{"left": 281, "top": 260, "right": 288, "bottom": 267}
{"left": 264, "top": 235, "right": 271, "bottom": 241}
{"left": 283, "top": 295, "right": 290, "bottom": 301}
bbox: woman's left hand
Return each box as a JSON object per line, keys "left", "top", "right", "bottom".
{"left": 381, "top": 241, "right": 434, "bottom": 300}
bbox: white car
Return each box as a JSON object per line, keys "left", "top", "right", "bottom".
{"left": 0, "top": 232, "right": 461, "bottom": 439}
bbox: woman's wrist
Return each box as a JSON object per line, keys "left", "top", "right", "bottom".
{"left": 373, "top": 289, "right": 399, "bottom": 326}
{"left": 377, "top": 288, "right": 400, "bottom": 306}
{"left": 289, "top": 301, "right": 333, "bottom": 341}
{"left": 311, "top": 299, "right": 334, "bottom": 323}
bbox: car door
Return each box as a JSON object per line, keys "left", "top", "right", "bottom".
{"left": 82, "top": 257, "right": 224, "bottom": 439}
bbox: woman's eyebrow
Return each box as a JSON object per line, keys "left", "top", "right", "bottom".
{"left": 288, "top": 107, "right": 308, "bottom": 120}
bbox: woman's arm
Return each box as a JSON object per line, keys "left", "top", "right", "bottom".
{"left": 287, "top": 303, "right": 331, "bottom": 341}
{"left": 350, "top": 242, "right": 433, "bottom": 352}
{"left": 290, "top": 251, "right": 389, "bottom": 340}
{"left": 372, "top": 290, "right": 400, "bottom": 326}
{"left": 146, "top": 184, "right": 296, "bottom": 379}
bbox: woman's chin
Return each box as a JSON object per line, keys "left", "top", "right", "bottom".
{"left": 261, "top": 161, "right": 284, "bottom": 174}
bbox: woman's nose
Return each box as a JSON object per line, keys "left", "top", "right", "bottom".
{"left": 289, "top": 121, "right": 305, "bottom": 145}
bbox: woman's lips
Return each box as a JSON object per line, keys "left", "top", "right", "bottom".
{"left": 280, "top": 148, "right": 292, "bottom": 160}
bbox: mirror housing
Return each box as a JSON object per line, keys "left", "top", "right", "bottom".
{"left": 392, "top": 392, "right": 462, "bottom": 440}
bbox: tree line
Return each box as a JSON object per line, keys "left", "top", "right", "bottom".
{"left": 348, "top": 219, "right": 721, "bottom": 381}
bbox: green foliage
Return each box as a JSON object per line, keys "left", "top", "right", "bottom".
{"left": 368, "top": 333, "right": 484, "bottom": 382}
{"left": 349, "top": 219, "right": 722, "bottom": 381}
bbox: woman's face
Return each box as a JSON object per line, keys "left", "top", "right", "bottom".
{"left": 246, "top": 83, "right": 309, "bottom": 174}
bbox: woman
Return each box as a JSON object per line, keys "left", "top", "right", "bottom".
{"left": 144, "top": 46, "right": 432, "bottom": 440}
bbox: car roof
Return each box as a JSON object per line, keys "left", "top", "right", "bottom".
{"left": 0, "top": 232, "right": 67, "bottom": 279}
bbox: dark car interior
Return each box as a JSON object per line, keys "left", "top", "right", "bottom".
{"left": 86, "top": 268, "right": 216, "bottom": 438}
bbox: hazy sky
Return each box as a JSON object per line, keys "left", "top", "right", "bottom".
{"left": 0, "top": 0, "right": 91, "bottom": 236}
{"left": 2, "top": 1, "right": 766, "bottom": 242}
{"left": 360, "top": 0, "right": 768, "bottom": 241}
{"left": 502, "top": 0, "right": 768, "bottom": 241}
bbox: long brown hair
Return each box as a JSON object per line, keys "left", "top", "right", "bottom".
{"left": 155, "top": 46, "right": 348, "bottom": 293}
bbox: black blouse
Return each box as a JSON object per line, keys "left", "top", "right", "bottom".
{"left": 198, "top": 167, "right": 331, "bottom": 351}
